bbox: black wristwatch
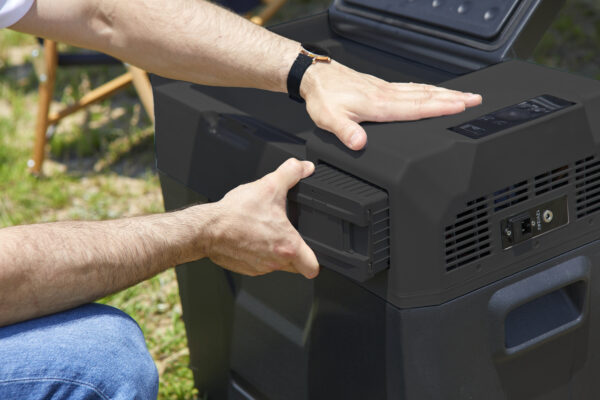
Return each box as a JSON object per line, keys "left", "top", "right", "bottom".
{"left": 287, "top": 43, "right": 331, "bottom": 103}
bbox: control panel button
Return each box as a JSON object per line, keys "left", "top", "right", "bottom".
{"left": 450, "top": 95, "right": 575, "bottom": 140}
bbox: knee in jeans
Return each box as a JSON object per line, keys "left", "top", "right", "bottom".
{"left": 67, "top": 304, "right": 159, "bottom": 400}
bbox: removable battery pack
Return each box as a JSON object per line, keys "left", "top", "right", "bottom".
{"left": 288, "top": 164, "right": 390, "bottom": 282}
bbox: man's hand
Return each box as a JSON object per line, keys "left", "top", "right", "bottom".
{"left": 203, "top": 158, "right": 319, "bottom": 279}
{"left": 301, "top": 61, "right": 483, "bottom": 150}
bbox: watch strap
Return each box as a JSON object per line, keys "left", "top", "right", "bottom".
{"left": 287, "top": 53, "right": 313, "bottom": 103}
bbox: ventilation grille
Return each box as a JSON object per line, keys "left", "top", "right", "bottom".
{"left": 575, "top": 156, "right": 600, "bottom": 218}
{"left": 444, "top": 161, "right": 574, "bottom": 272}
{"left": 535, "top": 165, "right": 569, "bottom": 195}
{"left": 492, "top": 180, "right": 528, "bottom": 212}
{"left": 445, "top": 197, "right": 491, "bottom": 272}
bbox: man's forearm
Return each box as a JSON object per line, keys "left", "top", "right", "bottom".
{"left": 13, "top": 0, "right": 298, "bottom": 92}
{"left": 0, "top": 205, "right": 215, "bottom": 326}
{"left": 0, "top": 159, "right": 319, "bottom": 327}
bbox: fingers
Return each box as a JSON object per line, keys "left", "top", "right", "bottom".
{"left": 386, "top": 83, "right": 481, "bottom": 112}
{"left": 398, "top": 89, "right": 482, "bottom": 107}
{"left": 372, "top": 98, "right": 467, "bottom": 121}
{"left": 217, "top": 234, "right": 319, "bottom": 279}
{"left": 267, "top": 158, "right": 315, "bottom": 191}
{"left": 325, "top": 114, "right": 367, "bottom": 150}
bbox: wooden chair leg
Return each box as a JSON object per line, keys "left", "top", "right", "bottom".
{"left": 47, "top": 72, "right": 133, "bottom": 125}
{"left": 30, "top": 39, "right": 58, "bottom": 175}
{"left": 249, "top": 0, "right": 287, "bottom": 26}
{"left": 127, "top": 65, "right": 154, "bottom": 123}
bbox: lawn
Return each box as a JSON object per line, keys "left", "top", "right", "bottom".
{"left": 0, "top": 1, "right": 597, "bottom": 399}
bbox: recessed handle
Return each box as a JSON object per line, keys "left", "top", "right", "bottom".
{"left": 488, "top": 256, "right": 590, "bottom": 359}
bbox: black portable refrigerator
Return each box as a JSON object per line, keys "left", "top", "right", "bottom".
{"left": 153, "top": 1, "right": 600, "bottom": 398}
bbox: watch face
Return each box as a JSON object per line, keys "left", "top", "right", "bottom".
{"left": 302, "top": 43, "right": 330, "bottom": 57}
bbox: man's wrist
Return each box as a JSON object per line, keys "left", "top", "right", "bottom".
{"left": 298, "top": 60, "right": 334, "bottom": 102}
{"left": 287, "top": 44, "right": 331, "bottom": 102}
{"left": 173, "top": 203, "right": 220, "bottom": 264}
{"left": 275, "top": 42, "right": 303, "bottom": 93}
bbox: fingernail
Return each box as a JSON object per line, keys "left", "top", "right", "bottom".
{"left": 350, "top": 132, "right": 362, "bottom": 149}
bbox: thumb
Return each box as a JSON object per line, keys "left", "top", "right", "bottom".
{"left": 293, "top": 236, "right": 320, "bottom": 279}
{"left": 322, "top": 114, "right": 367, "bottom": 150}
{"left": 269, "top": 158, "right": 315, "bottom": 191}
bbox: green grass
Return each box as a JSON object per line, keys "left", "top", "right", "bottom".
{"left": 0, "top": 92, "right": 77, "bottom": 226}
{"left": 0, "top": 1, "right": 597, "bottom": 399}
{"left": 532, "top": 0, "right": 600, "bottom": 80}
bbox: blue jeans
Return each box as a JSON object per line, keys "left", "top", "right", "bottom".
{"left": 0, "top": 304, "right": 159, "bottom": 399}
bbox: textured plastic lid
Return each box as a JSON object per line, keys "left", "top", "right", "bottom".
{"left": 344, "top": 0, "right": 521, "bottom": 39}
{"left": 329, "top": 0, "right": 564, "bottom": 73}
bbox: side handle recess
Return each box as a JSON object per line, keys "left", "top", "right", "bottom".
{"left": 288, "top": 164, "right": 390, "bottom": 282}
{"left": 489, "top": 256, "right": 590, "bottom": 358}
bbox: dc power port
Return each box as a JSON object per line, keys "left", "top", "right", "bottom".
{"left": 506, "top": 213, "right": 533, "bottom": 244}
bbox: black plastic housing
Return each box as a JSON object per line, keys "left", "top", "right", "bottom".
{"left": 155, "top": 54, "right": 600, "bottom": 309}
{"left": 153, "top": 9, "right": 600, "bottom": 400}
{"left": 161, "top": 174, "right": 600, "bottom": 400}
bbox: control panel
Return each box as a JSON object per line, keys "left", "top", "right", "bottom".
{"left": 345, "top": 0, "right": 521, "bottom": 39}
{"left": 450, "top": 95, "right": 575, "bottom": 140}
{"left": 501, "top": 196, "right": 569, "bottom": 250}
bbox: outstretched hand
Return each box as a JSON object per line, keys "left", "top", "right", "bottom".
{"left": 206, "top": 158, "right": 319, "bottom": 279}
{"left": 301, "top": 61, "right": 483, "bottom": 150}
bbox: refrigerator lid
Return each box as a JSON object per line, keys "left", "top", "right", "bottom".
{"left": 328, "top": 0, "right": 565, "bottom": 74}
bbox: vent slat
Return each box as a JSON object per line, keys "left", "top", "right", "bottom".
{"left": 446, "top": 221, "right": 489, "bottom": 242}
{"left": 575, "top": 159, "right": 600, "bottom": 170}
{"left": 456, "top": 204, "right": 486, "bottom": 219}
{"left": 577, "top": 182, "right": 600, "bottom": 198}
{"left": 534, "top": 174, "right": 570, "bottom": 195}
{"left": 445, "top": 227, "right": 489, "bottom": 249}
{"left": 492, "top": 188, "right": 528, "bottom": 204}
{"left": 535, "top": 176, "right": 570, "bottom": 188}
{"left": 450, "top": 210, "right": 488, "bottom": 228}
{"left": 445, "top": 235, "right": 490, "bottom": 257}
{"left": 372, "top": 228, "right": 389, "bottom": 236}
{"left": 446, "top": 226, "right": 488, "bottom": 243}
{"left": 577, "top": 187, "right": 600, "bottom": 203}
{"left": 373, "top": 246, "right": 390, "bottom": 254}
{"left": 446, "top": 246, "right": 491, "bottom": 271}
{"left": 494, "top": 195, "right": 529, "bottom": 212}
{"left": 574, "top": 165, "right": 600, "bottom": 178}
{"left": 576, "top": 174, "right": 600, "bottom": 190}
{"left": 372, "top": 237, "right": 389, "bottom": 246}
{"left": 578, "top": 205, "right": 600, "bottom": 218}
{"left": 577, "top": 195, "right": 600, "bottom": 211}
